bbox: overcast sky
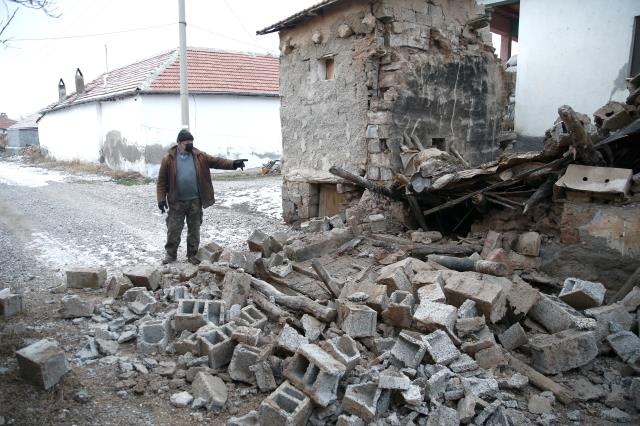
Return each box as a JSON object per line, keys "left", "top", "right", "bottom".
{"left": 0, "top": 0, "right": 317, "bottom": 118}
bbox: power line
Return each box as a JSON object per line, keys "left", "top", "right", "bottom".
{"left": 10, "top": 23, "right": 175, "bottom": 41}
{"left": 222, "top": 0, "right": 267, "bottom": 50}
{"left": 190, "top": 24, "right": 277, "bottom": 54}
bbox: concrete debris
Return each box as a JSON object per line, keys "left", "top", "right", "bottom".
{"left": 170, "top": 391, "right": 193, "bottom": 408}
{"left": 16, "top": 339, "right": 69, "bottom": 390}
{"left": 529, "top": 329, "right": 598, "bottom": 374}
{"left": 122, "top": 265, "right": 160, "bottom": 290}
{"left": 59, "top": 295, "right": 94, "bottom": 319}
{"left": 0, "top": 288, "right": 24, "bottom": 318}
{"left": 559, "top": 277, "right": 606, "bottom": 310}
{"left": 191, "top": 372, "right": 227, "bottom": 410}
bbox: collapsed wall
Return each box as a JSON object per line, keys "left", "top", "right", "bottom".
{"left": 278, "top": 0, "right": 506, "bottom": 223}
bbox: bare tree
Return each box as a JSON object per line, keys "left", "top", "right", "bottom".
{"left": 1, "top": 0, "right": 60, "bottom": 45}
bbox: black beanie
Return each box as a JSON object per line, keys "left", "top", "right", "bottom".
{"left": 176, "top": 129, "right": 194, "bottom": 142}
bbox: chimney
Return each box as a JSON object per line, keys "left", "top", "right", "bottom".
{"left": 75, "top": 68, "right": 85, "bottom": 94}
{"left": 58, "top": 78, "right": 66, "bottom": 101}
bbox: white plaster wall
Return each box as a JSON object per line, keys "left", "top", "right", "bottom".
{"left": 38, "top": 103, "right": 101, "bottom": 162}
{"left": 515, "top": 0, "right": 640, "bottom": 137}
{"left": 141, "top": 94, "right": 282, "bottom": 173}
{"left": 101, "top": 96, "right": 144, "bottom": 145}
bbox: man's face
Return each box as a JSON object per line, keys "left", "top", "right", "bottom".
{"left": 178, "top": 139, "right": 194, "bottom": 152}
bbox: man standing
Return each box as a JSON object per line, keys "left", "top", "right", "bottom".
{"left": 157, "top": 129, "right": 246, "bottom": 265}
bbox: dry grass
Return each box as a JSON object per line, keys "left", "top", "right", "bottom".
{"left": 22, "top": 146, "right": 152, "bottom": 185}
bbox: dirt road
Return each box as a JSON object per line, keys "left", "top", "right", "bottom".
{"left": 0, "top": 156, "right": 289, "bottom": 425}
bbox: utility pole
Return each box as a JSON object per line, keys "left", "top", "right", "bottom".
{"left": 178, "top": 0, "right": 189, "bottom": 129}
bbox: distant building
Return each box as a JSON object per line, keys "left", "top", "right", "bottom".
{"left": 7, "top": 113, "right": 41, "bottom": 148}
{"left": 479, "top": 0, "right": 640, "bottom": 142}
{"left": 38, "top": 47, "right": 281, "bottom": 176}
{"left": 0, "top": 113, "right": 17, "bottom": 137}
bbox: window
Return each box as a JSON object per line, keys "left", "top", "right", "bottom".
{"left": 318, "top": 56, "right": 335, "bottom": 80}
{"left": 631, "top": 16, "right": 640, "bottom": 77}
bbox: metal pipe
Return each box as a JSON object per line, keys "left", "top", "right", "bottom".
{"left": 178, "top": 0, "right": 189, "bottom": 128}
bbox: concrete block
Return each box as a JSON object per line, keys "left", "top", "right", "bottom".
{"left": 337, "top": 414, "right": 366, "bottom": 426}
{"left": 277, "top": 324, "right": 310, "bottom": 353}
{"left": 381, "top": 290, "right": 414, "bottom": 328}
{"left": 128, "top": 290, "right": 156, "bottom": 315}
{"left": 0, "top": 289, "right": 24, "bottom": 318}
{"left": 66, "top": 267, "right": 107, "bottom": 289}
{"left": 475, "top": 345, "right": 506, "bottom": 369}
{"left": 481, "top": 230, "right": 502, "bottom": 258}
{"left": 221, "top": 271, "right": 251, "bottom": 308}
{"left": 284, "top": 343, "right": 346, "bottom": 406}
{"left": 449, "top": 353, "right": 479, "bottom": 373}
{"left": 196, "top": 241, "right": 223, "bottom": 263}
{"left": 457, "top": 395, "right": 478, "bottom": 423}
{"left": 506, "top": 275, "right": 540, "bottom": 317}
{"left": 228, "top": 344, "right": 261, "bottom": 384}
{"left": 175, "top": 300, "right": 207, "bottom": 331}
{"left": 427, "top": 404, "right": 459, "bottom": 426}
{"left": 191, "top": 372, "right": 227, "bottom": 410}
{"left": 455, "top": 316, "right": 486, "bottom": 337}
{"left": 122, "top": 265, "right": 160, "bottom": 290}
{"left": 462, "top": 376, "right": 499, "bottom": 399}
{"left": 16, "top": 339, "right": 69, "bottom": 390}
{"left": 443, "top": 272, "right": 508, "bottom": 323}
{"left": 607, "top": 331, "right": 640, "bottom": 363}
{"left": 390, "top": 330, "right": 428, "bottom": 368}
{"left": 515, "top": 232, "right": 541, "bottom": 256}
{"left": 457, "top": 299, "right": 478, "bottom": 319}
{"left": 498, "top": 323, "right": 528, "bottom": 351}
{"left": 338, "top": 301, "right": 377, "bottom": 338}
{"left": 199, "top": 328, "right": 236, "bottom": 369}
{"left": 584, "top": 303, "right": 634, "bottom": 341}
{"left": 376, "top": 267, "right": 412, "bottom": 294}
{"left": 284, "top": 229, "right": 354, "bottom": 262}
{"left": 235, "top": 305, "right": 268, "bottom": 330}
{"left": 342, "top": 382, "right": 386, "bottom": 422}
{"left": 461, "top": 326, "right": 496, "bottom": 355}
{"left": 250, "top": 360, "right": 277, "bottom": 392}
{"left": 122, "top": 287, "right": 145, "bottom": 302}
{"left": 231, "top": 325, "right": 261, "bottom": 346}
{"left": 259, "top": 381, "right": 312, "bottom": 426}
{"left": 426, "top": 368, "right": 452, "bottom": 402}
{"left": 105, "top": 276, "right": 133, "bottom": 299}
{"left": 621, "top": 286, "right": 640, "bottom": 312}
{"left": 378, "top": 367, "right": 410, "bottom": 390}
{"left": 203, "top": 300, "right": 225, "bottom": 326}
{"left": 319, "top": 335, "right": 360, "bottom": 372}
{"left": 529, "top": 329, "right": 598, "bottom": 374}
{"left": 175, "top": 331, "right": 200, "bottom": 355}
{"left": 137, "top": 318, "right": 171, "bottom": 354}
{"left": 247, "top": 229, "right": 272, "bottom": 257}
{"left": 631, "top": 377, "right": 640, "bottom": 411}
{"left": 301, "top": 314, "right": 325, "bottom": 341}
{"left": 413, "top": 300, "right": 457, "bottom": 333}
{"left": 559, "top": 278, "right": 606, "bottom": 310}
{"left": 59, "top": 295, "right": 94, "bottom": 319}
{"left": 424, "top": 329, "right": 460, "bottom": 365}
{"left": 416, "top": 282, "right": 446, "bottom": 304}
{"left": 529, "top": 294, "right": 581, "bottom": 333}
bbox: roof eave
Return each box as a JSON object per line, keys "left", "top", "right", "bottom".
{"left": 256, "top": 0, "right": 344, "bottom": 35}
{"left": 141, "top": 90, "right": 280, "bottom": 98}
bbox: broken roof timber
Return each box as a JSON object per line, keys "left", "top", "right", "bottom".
{"left": 256, "top": 0, "right": 344, "bottom": 35}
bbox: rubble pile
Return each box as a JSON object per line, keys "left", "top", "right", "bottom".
{"left": 15, "top": 221, "right": 640, "bottom": 425}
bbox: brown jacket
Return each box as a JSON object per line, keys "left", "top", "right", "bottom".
{"left": 156, "top": 145, "right": 235, "bottom": 209}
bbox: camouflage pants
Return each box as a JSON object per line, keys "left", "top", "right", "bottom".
{"left": 165, "top": 198, "right": 202, "bottom": 258}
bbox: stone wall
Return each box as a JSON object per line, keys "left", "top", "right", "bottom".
{"left": 278, "top": 0, "right": 506, "bottom": 223}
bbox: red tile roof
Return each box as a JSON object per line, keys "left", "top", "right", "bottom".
{"left": 0, "top": 114, "right": 17, "bottom": 130}
{"left": 43, "top": 48, "right": 279, "bottom": 112}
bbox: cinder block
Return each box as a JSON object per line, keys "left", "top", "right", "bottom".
{"left": 221, "top": 271, "right": 252, "bottom": 308}
{"left": 105, "top": 276, "right": 133, "bottom": 299}
{"left": 376, "top": 267, "right": 412, "bottom": 294}
{"left": 461, "top": 326, "right": 496, "bottom": 355}
{"left": 191, "top": 371, "right": 227, "bottom": 410}
{"left": 455, "top": 316, "right": 486, "bottom": 337}
{"left": 338, "top": 302, "right": 377, "bottom": 338}
{"left": 390, "top": 330, "right": 428, "bottom": 368}
{"left": 277, "top": 324, "right": 310, "bottom": 353}
{"left": 247, "top": 229, "right": 272, "bottom": 257}
{"left": 0, "top": 288, "right": 24, "bottom": 318}
{"left": 66, "top": 267, "right": 107, "bottom": 289}
{"left": 199, "top": 328, "right": 237, "bottom": 369}
{"left": 128, "top": 290, "right": 156, "bottom": 315}
{"left": 427, "top": 404, "right": 459, "bottom": 426}
{"left": 137, "top": 318, "right": 171, "bottom": 354}
{"left": 122, "top": 265, "right": 160, "bottom": 290}
{"left": 424, "top": 329, "right": 460, "bottom": 365}
{"left": 607, "top": 331, "right": 640, "bottom": 363}
{"left": 443, "top": 272, "right": 508, "bottom": 323}
{"left": 457, "top": 299, "right": 478, "bottom": 319}
{"left": 498, "top": 323, "right": 528, "bottom": 351}
{"left": 381, "top": 290, "right": 414, "bottom": 328}
{"left": 529, "top": 329, "right": 598, "bottom": 374}
{"left": 122, "top": 287, "right": 146, "bottom": 302}
{"left": 378, "top": 367, "right": 411, "bottom": 390}
{"left": 250, "top": 360, "right": 277, "bottom": 392}
{"left": 260, "top": 381, "right": 312, "bottom": 426}
{"left": 529, "top": 294, "right": 581, "bottom": 334}
{"left": 416, "top": 281, "right": 446, "bottom": 304}
{"left": 175, "top": 300, "right": 207, "bottom": 331}
{"left": 284, "top": 343, "right": 346, "bottom": 406}
{"left": 506, "top": 275, "right": 540, "bottom": 316}
{"left": 204, "top": 300, "right": 226, "bottom": 326}
{"left": 196, "top": 241, "right": 223, "bottom": 263}
{"left": 515, "top": 231, "right": 541, "bottom": 256}
{"left": 413, "top": 300, "right": 457, "bottom": 333}
{"left": 584, "top": 303, "right": 634, "bottom": 341}
{"left": 16, "top": 339, "right": 69, "bottom": 389}
{"left": 231, "top": 325, "right": 261, "bottom": 346}
{"left": 559, "top": 278, "right": 606, "bottom": 310}
{"left": 342, "top": 382, "right": 388, "bottom": 422}
{"left": 59, "top": 295, "right": 94, "bottom": 319}
{"left": 475, "top": 345, "right": 506, "bottom": 369}
{"left": 228, "top": 344, "right": 261, "bottom": 384}
{"left": 175, "top": 331, "right": 200, "bottom": 355}
{"left": 319, "top": 335, "right": 360, "bottom": 372}
{"left": 235, "top": 305, "right": 268, "bottom": 330}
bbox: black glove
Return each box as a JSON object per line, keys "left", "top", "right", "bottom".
{"left": 233, "top": 159, "right": 248, "bottom": 170}
{"left": 158, "top": 200, "right": 168, "bottom": 213}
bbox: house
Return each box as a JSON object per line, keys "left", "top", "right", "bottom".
{"left": 479, "top": 0, "right": 640, "bottom": 143}
{"left": 38, "top": 48, "right": 281, "bottom": 177}
{"left": 7, "top": 113, "right": 41, "bottom": 149}
{"left": 257, "top": 0, "right": 506, "bottom": 223}
{"left": 0, "top": 113, "right": 17, "bottom": 146}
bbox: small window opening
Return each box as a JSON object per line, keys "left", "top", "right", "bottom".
{"left": 432, "top": 137, "right": 446, "bottom": 151}
{"left": 319, "top": 56, "right": 335, "bottom": 80}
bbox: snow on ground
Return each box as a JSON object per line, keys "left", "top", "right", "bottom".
{"left": 216, "top": 181, "right": 283, "bottom": 219}
{"left": 0, "top": 161, "right": 68, "bottom": 187}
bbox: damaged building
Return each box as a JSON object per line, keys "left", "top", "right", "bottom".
{"left": 258, "top": 0, "right": 507, "bottom": 224}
